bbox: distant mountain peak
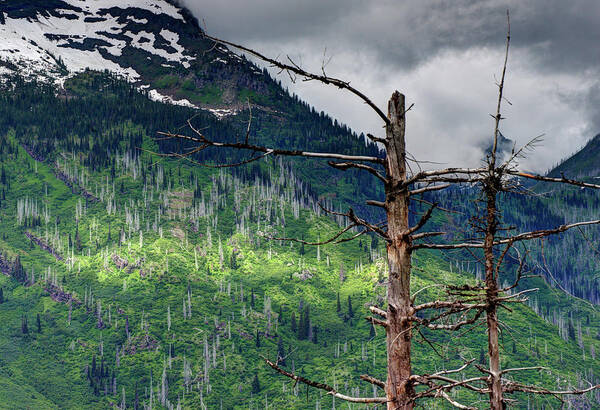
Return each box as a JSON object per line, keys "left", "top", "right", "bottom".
{"left": 482, "top": 131, "right": 514, "bottom": 160}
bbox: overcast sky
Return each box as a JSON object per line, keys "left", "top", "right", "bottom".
{"left": 182, "top": 0, "right": 600, "bottom": 172}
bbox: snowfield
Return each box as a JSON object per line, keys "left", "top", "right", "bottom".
{"left": 0, "top": 0, "right": 242, "bottom": 119}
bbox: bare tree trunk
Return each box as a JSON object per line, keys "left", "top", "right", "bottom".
{"left": 484, "top": 184, "right": 504, "bottom": 409}
{"left": 384, "top": 92, "right": 415, "bottom": 409}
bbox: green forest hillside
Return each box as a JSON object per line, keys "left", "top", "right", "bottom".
{"left": 0, "top": 73, "right": 599, "bottom": 409}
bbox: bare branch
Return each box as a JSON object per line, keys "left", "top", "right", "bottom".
{"left": 496, "top": 220, "right": 600, "bottom": 244}
{"left": 367, "top": 133, "right": 387, "bottom": 144}
{"left": 202, "top": 33, "right": 391, "bottom": 126}
{"left": 500, "top": 366, "right": 546, "bottom": 375}
{"left": 409, "top": 184, "right": 450, "bottom": 196}
{"left": 327, "top": 161, "right": 388, "bottom": 183}
{"left": 432, "top": 359, "right": 475, "bottom": 376}
{"left": 360, "top": 374, "right": 385, "bottom": 389}
{"left": 503, "top": 382, "right": 600, "bottom": 396}
{"left": 413, "top": 220, "right": 600, "bottom": 250}
{"left": 365, "top": 200, "right": 387, "bottom": 209}
{"left": 403, "top": 167, "right": 487, "bottom": 188}
{"left": 410, "top": 231, "right": 445, "bottom": 241}
{"left": 406, "top": 203, "right": 437, "bottom": 235}
{"left": 265, "top": 223, "right": 358, "bottom": 245}
{"left": 365, "top": 316, "right": 388, "bottom": 328}
{"left": 507, "top": 170, "right": 600, "bottom": 190}
{"left": 369, "top": 305, "right": 388, "bottom": 318}
{"left": 157, "top": 130, "right": 385, "bottom": 164}
{"left": 263, "top": 357, "right": 388, "bottom": 403}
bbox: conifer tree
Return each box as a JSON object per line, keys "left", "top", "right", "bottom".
{"left": 347, "top": 295, "right": 354, "bottom": 318}
{"left": 568, "top": 319, "right": 576, "bottom": 341}
{"left": 336, "top": 292, "right": 341, "bottom": 313}
{"left": 36, "top": 313, "right": 41, "bottom": 333}
{"left": 290, "top": 312, "right": 297, "bottom": 333}
{"left": 0, "top": 287, "right": 3, "bottom": 304}
{"left": 255, "top": 329, "right": 261, "bottom": 348}
{"left": 277, "top": 337, "right": 285, "bottom": 365}
{"left": 12, "top": 255, "right": 26, "bottom": 283}
{"left": 251, "top": 373, "right": 261, "bottom": 394}
{"left": 21, "top": 315, "right": 28, "bottom": 334}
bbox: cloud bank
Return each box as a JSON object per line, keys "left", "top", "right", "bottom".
{"left": 182, "top": 0, "right": 600, "bottom": 172}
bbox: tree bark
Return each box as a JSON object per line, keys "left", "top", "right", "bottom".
{"left": 384, "top": 91, "right": 415, "bottom": 409}
{"left": 484, "top": 181, "right": 504, "bottom": 409}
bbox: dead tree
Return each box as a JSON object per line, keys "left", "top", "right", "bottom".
{"left": 412, "top": 11, "right": 600, "bottom": 408}
{"left": 158, "top": 15, "right": 599, "bottom": 409}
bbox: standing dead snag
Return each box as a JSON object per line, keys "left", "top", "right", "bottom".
{"left": 383, "top": 92, "right": 414, "bottom": 408}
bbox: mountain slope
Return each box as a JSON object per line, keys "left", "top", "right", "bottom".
{"left": 0, "top": 73, "right": 598, "bottom": 409}
{"left": 548, "top": 133, "right": 600, "bottom": 178}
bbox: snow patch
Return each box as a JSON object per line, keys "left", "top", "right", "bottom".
{"left": 129, "top": 17, "right": 148, "bottom": 24}
{"left": 148, "top": 89, "right": 197, "bottom": 109}
{"left": 206, "top": 108, "right": 238, "bottom": 119}
{"left": 62, "top": 0, "right": 185, "bottom": 21}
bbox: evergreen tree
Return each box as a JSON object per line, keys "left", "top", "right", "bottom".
{"left": 291, "top": 312, "right": 297, "bottom": 333}
{"left": 36, "top": 313, "right": 41, "bottom": 333}
{"left": 347, "top": 295, "right": 354, "bottom": 318}
{"left": 255, "top": 329, "right": 261, "bottom": 348}
{"left": 251, "top": 373, "right": 261, "bottom": 393}
{"left": 12, "top": 255, "right": 26, "bottom": 283}
{"left": 568, "top": 319, "right": 576, "bottom": 341}
{"left": 369, "top": 323, "right": 375, "bottom": 339}
{"left": 0, "top": 287, "right": 3, "bottom": 304}
{"left": 134, "top": 383, "right": 139, "bottom": 410}
{"left": 250, "top": 288, "right": 255, "bottom": 309}
{"left": 277, "top": 336, "right": 286, "bottom": 365}
{"left": 336, "top": 292, "right": 341, "bottom": 313}
{"left": 230, "top": 250, "right": 238, "bottom": 269}
{"left": 298, "top": 305, "right": 310, "bottom": 340}
{"left": 21, "top": 315, "right": 28, "bottom": 334}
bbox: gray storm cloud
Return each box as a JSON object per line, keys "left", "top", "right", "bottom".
{"left": 181, "top": 0, "right": 600, "bottom": 172}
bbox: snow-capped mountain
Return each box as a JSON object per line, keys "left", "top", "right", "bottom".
{"left": 0, "top": 0, "right": 267, "bottom": 116}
